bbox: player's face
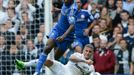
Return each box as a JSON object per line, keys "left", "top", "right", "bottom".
{"left": 76, "top": 0, "right": 82, "bottom": 9}
{"left": 83, "top": 47, "right": 93, "bottom": 59}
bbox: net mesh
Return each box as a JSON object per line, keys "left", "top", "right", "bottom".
{"left": 0, "top": 0, "right": 46, "bottom": 75}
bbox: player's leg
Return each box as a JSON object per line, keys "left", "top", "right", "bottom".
{"left": 35, "top": 38, "right": 56, "bottom": 74}
{"left": 35, "top": 28, "right": 59, "bottom": 74}
{"left": 15, "top": 49, "right": 55, "bottom": 70}
{"left": 45, "top": 60, "right": 65, "bottom": 75}
{"left": 40, "top": 49, "right": 64, "bottom": 75}
{"left": 44, "top": 49, "right": 55, "bottom": 67}
{"left": 55, "top": 40, "right": 72, "bottom": 60}
{"left": 15, "top": 47, "right": 66, "bottom": 70}
{"left": 55, "top": 47, "right": 66, "bottom": 60}
{"left": 15, "top": 59, "right": 39, "bottom": 70}
{"left": 73, "top": 37, "right": 90, "bottom": 53}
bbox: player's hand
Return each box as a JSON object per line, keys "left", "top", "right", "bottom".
{"left": 83, "top": 28, "right": 90, "bottom": 36}
{"left": 85, "top": 59, "right": 93, "bottom": 65}
{"left": 56, "top": 35, "right": 65, "bottom": 42}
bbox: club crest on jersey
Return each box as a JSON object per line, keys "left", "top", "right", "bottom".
{"left": 81, "top": 14, "right": 85, "bottom": 19}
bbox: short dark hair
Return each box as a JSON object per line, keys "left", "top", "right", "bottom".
{"left": 120, "top": 10, "right": 129, "bottom": 15}
{"left": 84, "top": 44, "right": 94, "bottom": 50}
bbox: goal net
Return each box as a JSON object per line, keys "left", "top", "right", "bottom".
{"left": 0, "top": 0, "right": 53, "bottom": 75}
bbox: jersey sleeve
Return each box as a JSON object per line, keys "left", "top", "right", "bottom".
{"left": 68, "top": 15, "right": 76, "bottom": 25}
{"left": 71, "top": 52, "right": 82, "bottom": 58}
{"left": 87, "top": 12, "right": 94, "bottom": 23}
{"left": 67, "top": 3, "right": 78, "bottom": 25}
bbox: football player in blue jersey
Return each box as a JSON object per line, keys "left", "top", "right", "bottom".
{"left": 72, "top": 0, "right": 95, "bottom": 53}
{"left": 32, "top": 0, "right": 77, "bottom": 75}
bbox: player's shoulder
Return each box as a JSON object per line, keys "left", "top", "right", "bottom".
{"left": 72, "top": 52, "right": 82, "bottom": 57}
{"left": 81, "top": 9, "right": 92, "bottom": 15}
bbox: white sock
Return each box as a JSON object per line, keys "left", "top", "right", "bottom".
{"left": 24, "top": 59, "right": 39, "bottom": 67}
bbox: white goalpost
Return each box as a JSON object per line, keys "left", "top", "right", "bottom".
{"left": 44, "top": 0, "right": 53, "bottom": 36}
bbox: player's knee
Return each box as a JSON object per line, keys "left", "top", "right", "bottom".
{"left": 45, "top": 60, "right": 53, "bottom": 67}
{"left": 44, "top": 45, "right": 53, "bottom": 54}
{"left": 55, "top": 49, "right": 65, "bottom": 60}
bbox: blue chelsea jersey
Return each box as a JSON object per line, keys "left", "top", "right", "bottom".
{"left": 54, "top": 2, "right": 77, "bottom": 34}
{"left": 74, "top": 9, "right": 94, "bottom": 38}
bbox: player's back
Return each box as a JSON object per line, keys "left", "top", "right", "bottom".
{"left": 74, "top": 9, "right": 94, "bottom": 38}
{"left": 54, "top": 3, "right": 77, "bottom": 34}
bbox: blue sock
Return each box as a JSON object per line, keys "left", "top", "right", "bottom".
{"left": 36, "top": 53, "right": 47, "bottom": 73}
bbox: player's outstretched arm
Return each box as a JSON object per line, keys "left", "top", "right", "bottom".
{"left": 69, "top": 53, "right": 93, "bottom": 64}
{"left": 56, "top": 25, "right": 74, "bottom": 42}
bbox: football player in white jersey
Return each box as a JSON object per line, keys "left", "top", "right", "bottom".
{"left": 15, "top": 44, "right": 101, "bottom": 75}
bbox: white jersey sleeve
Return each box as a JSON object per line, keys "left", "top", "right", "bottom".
{"left": 67, "top": 52, "right": 85, "bottom": 66}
